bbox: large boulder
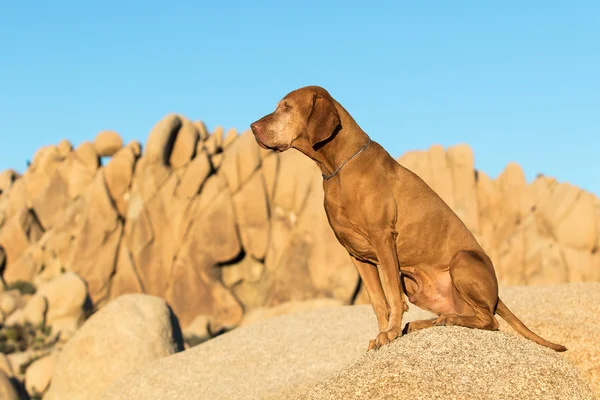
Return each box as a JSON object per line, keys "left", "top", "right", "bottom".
{"left": 36, "top": 272, "right": 90, "bottom": 338}
{"left": 0, "top": 370, "right": 18, "bottom": 400}
{"left": 45, "top": 294, "right": 184, "bottom": 400}
{"left": 25, "top": 353, "right": 55, "bottom": 397}
{"left": 94, "top": 130, "right": 123, "bottom": 157}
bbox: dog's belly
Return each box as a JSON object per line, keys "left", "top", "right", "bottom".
{"left": 401, "top": 266, "right": 461, "bottom": 315}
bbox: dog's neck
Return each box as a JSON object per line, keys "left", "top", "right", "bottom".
{"left": 293, "top": 100, "right": 371, "bottom": 179}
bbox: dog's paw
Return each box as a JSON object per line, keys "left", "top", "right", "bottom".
{"left": 433, "top": 314, "right": 458, "bottom": 327}
{"left": 367, "top": 328, "right": 402, "bottom": 351}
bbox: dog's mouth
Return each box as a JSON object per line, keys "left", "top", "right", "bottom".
{"left": 254, "top": 138, "right": 289, "bottom": 152}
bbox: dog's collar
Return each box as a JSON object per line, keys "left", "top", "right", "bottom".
{"left": 322, "top": 138, "right": 372, "bottom": 181}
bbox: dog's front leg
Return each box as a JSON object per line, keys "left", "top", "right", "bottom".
{"left": 350, "top": 257, "right": 390, "bottom": 350}
{"left": 371, "top": 231, "right": 405, "bottom": 350}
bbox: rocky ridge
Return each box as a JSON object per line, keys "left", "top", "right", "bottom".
{"left": 0, "top": 113, "right": 599, "bottom": 398}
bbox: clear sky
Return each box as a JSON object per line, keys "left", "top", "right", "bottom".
{"left": 1, "top": 2, "right": 598, "bottom": 196}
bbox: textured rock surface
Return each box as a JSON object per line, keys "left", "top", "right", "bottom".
{"left": 101, "top": 283, "right": 598, "bottom": 400}
{"left": 45, "top": 294, "right": 183, "bottom": 400}
{"left": 1, "top": 114, "right": 599, "bottom": 399}
{"left": 0, "top": 370, "right": 19, "bottom": 400}
{"left": 94, "top": 130, "right": 123, "bottom": 157}
{"left": 1, "top": 115, "right": 599, "bottom": 336}
{"left": 399, "top": 144, "right": 600, "bottom": 285}
{"left": 300, "top": 327, "right": 594, "bottom": 400}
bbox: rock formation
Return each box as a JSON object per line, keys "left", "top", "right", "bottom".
{"left": 0, "top": 112, "right": 599, "bottom": 397}
{"left": 0, "top": 113, "right": 598, "bottom": 333}
{"left": 399, "top": 145, "right": 600, "bottom": 285}
{"left": 45, "top": 294, "right": 183, "bottom": 400}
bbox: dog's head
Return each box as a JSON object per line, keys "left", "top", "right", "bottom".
{"left": 250, "top": 86, "right": 341, "bottom": 152}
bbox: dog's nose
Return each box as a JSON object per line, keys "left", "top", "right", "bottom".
{"left": 250, "top": 121, "right": 260, "bottom": 133}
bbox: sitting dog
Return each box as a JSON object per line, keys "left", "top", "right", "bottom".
{"left": 250, "top": 85, "right": 566, "bottom": 352}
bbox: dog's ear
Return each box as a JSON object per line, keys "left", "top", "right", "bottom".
{"left": 306, "top": 93, "right": 340, "bottom": 148}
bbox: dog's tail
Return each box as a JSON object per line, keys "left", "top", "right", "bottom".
{"left": 496, "top": 298, "right": 567, "bottom": 352}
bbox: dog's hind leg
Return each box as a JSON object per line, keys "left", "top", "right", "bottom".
{"left": 432, "top": 250, "right": 500, "bottom": 330}
{"left": 407, "top": 250, "right": 500, "bottom": 333}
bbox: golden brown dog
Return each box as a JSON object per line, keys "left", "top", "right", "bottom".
{"left": 250, "top": 85, "right": 567, "bottom": 352}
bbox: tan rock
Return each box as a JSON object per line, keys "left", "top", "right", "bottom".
{"left": 204, "top": 134, "right": 218, "bottom": 156}
{"left": 66, "top": 172, "right": 122, "bottom": 304}
{"left": 6, "top": 243, "right": 43, "bottom": 283}
{"left": 427, "top": 144, "right": 454, "bottom": 207}
{"left": 210, "top": 153, "right": 223, "bottom": 169}
{"left": 0, "top": 169, "right": 19, "bottom": 196}
{"left": 62, "top": 152, "right": 98, "bottom": 200}
{"left": 127, "top": 140, "right": 142, "bottom": 158}
{"left": 166, "top": 175, "right": 243, "bottom": 328}
{"left": 107, "top": 243, "right": 144, "bottom": 301}
{"left": 241, "top": 298, "right": 343, "bottom": 326}
{"left": 232, "top": 172, "right": 270, "bottom": 260}
{"left": 37, "top": 272, "right": 89, "bottom": 336}
{"left": 553, "top": 190, "right": 597, "bottom": 251}
{"left": 22, "top": 293, "right": 48, "bottom": 326}
{"left": 475, "top": 170, "right": 501, "bottom": 254}
{"left": 225, "top": 256, "right": 269, "bottom": 310}
{"left": 0, "top": 354, "right": 13, "bottom": 377}
{"left": 0, "top": 178, "right": 27, "bottom": 225}
{"left": 0, "top": 290, "right": 19, "bottom": 316}
{"left": 31, "top": 170, "right": 70, "bottom": 229}
{"left": 0, "top": 370, "right": 18, "bottom": 400}
{"left": 57, "top": 139, "right": 73, "bottom": 158}
{"left": 5, "top": 308, "right": 25, "bottom": 326}
{"left": 447, "top": 144, "right": 479, "bottom": 233}
{"left": 94, "top": 130, "right": 123, "bottom": 157}
{"left": 193, "top": 120, "right": 210, "bottom": 141}
{"left": 182, "top": 314, "right": 211, "bottom": 343}
{"left": 259, "top": 150, "right": 357, "bottom": 306}
{"left": 562, "top": 246, "right": 600, "bottom": 282}
{"left": 21, "top": 145, "right": 64, "bottom": 214}
{"left": 222, "top": 128, "right": 238, "bottom": 149}
{"left": 0, "top": 208, "right": 43, "bottom": 280}
{"left": 145, "top": 113, "right": 181, "bottom": 165}
{"left": 219, "top": 130, "right": 262, "bottom": 193}
{"left": 25, "top": 353, "right": 55, "bottom": 396}
{"left": 169, "top": 118, "right": 199, "bottom": 168}
{"left": 174, "top": 149, "right": 211, "bottom": 199}
{"left": 28, "top": 145, "right": 62, "bottom": 173}
{"left": 124, "top": 183, "right": 177, "bottom": 300}
{"left": 103, "top": 145, "right": 139, "bottom": 216}
{"left": 212, "top": 126, "right": 225, "bottom": 148}
{"left": 221, "top": 254, "right": 264, "bottom": 288}
{"left": 7, "top": 350, "right": 36, "bottom": 378}
{"left": 73, "top": 141, "right": 100, "bottom": 172}
{"left": 261, "top": 153, "right": 278, "bottom": 202}
{"left": 45, "top": 294, "right": 183, "bottom": 400}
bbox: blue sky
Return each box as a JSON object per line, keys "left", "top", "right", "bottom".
{"left": 1, "top": 2, "right": 598, "bottom": 196}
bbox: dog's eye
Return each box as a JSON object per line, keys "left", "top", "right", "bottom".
{"left": 282, "top": 102, "right": 291, "bottom": 110}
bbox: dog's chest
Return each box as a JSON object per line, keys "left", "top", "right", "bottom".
{"left": 324, "top": 198, "right": 376, "bottom": 262}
